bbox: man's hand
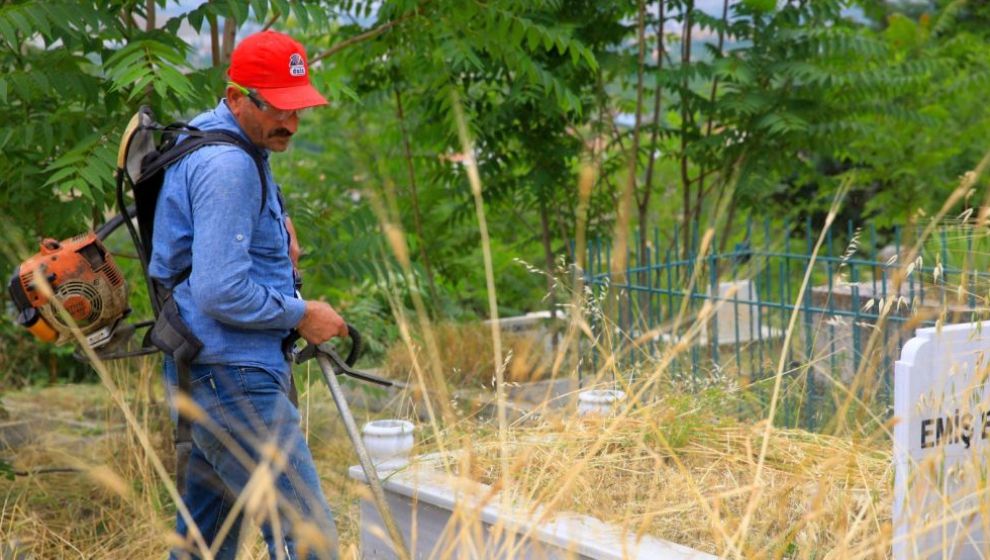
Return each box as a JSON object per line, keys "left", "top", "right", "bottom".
{"left": 296, "top": 300, "right": 348, "bottom": 344}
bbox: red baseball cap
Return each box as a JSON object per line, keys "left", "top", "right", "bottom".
{"left": 228, "top": 31, "right": 328, "bottom": 111}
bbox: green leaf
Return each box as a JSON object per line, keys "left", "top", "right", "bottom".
{"left": 149, "top": 40, "right": 188, "bottom": 65}
{"left": 152, "top": 77, "right": 168, "bottom": 99}
{"left": 49, "top": 152, "right": 88, "bottom": 169}
{"left": 251, "top": 0, "right": 269, "bottom": 22}
{"left": 104, "top": 43, "right": 146, "bottom": 69}
{"left": 228, "top": 1, "right": 250, "bottom": 24}
{"left": 93, "top": 146, "right": 117, "bottom": 170}
{"left": 542, "top": 32, "right": 554, "bottom": 52}
{"left": 24, "top": 5, "right": 51, "bottom": 39}
{"left": 7, "top": 10, "right": 31, "bottom": 37}
{"left": 111, "top": 65, "right": 149, "bottom": 93}
{"left": 0, "top": 127, "right": 12, "bottom": 151}
{"left": 525, "top": 26, "right": 541, "bottom": 51}
{"left": 73, "top": 179, "right": 93, "bottom": 201}
{"left": 885, "top": 14, "right": 920, "bottom": 51}
{"left": 0, "top": 459, "right": 15, "bottom": 481}
{"left": 743, "top": 0, "right": 776, "bottom": 13}
{"left": 128, "top": 75, "right": 155, "bottom": 100}
{"left": 0, "top": 18, "right": 17, "bottom": 47}
{"left": 187, "top": 7, "right": 205, "bottom": 32}
{"left": 76, "top": 165, "right": 101, "bottom": 190}
{"left": 43, "top": 166, "right": 78, "bottom": 187}
{"left": 157, "top": 65, "right": 194, "bottom": 98}
{"left": 295, "top": 3, "right": 311, "bottom": 27}
{"left": 273, "top": 0, "right": 291, "bottom": 15}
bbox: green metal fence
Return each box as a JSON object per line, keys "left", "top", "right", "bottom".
{"left": 583, "top": 218, "right": 990, "bottom": 430}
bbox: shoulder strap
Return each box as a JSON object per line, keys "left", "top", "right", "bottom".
{"left": 140, "top": 127, "right": 269, "bottom": 214}
{"left": 141, "top": 126, "right": 270, "bottom": 298}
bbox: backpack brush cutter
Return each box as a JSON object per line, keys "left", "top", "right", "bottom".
{"left": 7, "top": 108, "right": 411, "bottom": 558}
{"left": 8, "top": 219, "right": 155, "bottom": 360}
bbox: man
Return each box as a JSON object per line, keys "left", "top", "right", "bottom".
{"left": 150, "top": 31, "right": 344, "bottom": 559}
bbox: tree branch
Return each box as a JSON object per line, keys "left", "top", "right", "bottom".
{"left": 312, "top": 12, "right": 416, "bottom": 64}
{"left": 262, "top": 12, "right": 280, "bottom": 31}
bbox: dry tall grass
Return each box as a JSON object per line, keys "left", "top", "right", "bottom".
{"left": 0, "top": 357, "right": 377, "bottom": 559}
{"left": 382, "top": 321, "right": 555, "bottom": 387}
{"left": 456, "top": 392, "right": 892, "bottom": 558}
{"left": 4, "top": 109, "right": 990, "bottom": 560}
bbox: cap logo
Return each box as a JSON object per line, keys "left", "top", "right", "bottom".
{"left": 289, "top": 53, "right": 306, "bottom": 77}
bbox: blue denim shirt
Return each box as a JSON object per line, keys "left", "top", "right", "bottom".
{"left": 149, "top": 100, "right": 306, "bottom": 373}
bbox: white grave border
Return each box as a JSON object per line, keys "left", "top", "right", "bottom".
{"left": 350, "top": 452, "right": 717, "bottom": 559}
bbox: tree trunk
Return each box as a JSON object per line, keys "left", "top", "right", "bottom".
{"left": 719, "top": 193, "right": 738, "bottom": 253}
{"left": 222, "top": 17, "right": 237, "bottom": 62}
{"left": 143, "top": 0, "right": 156, "bottom": 103}
{"left": 639, "top": 0, "right": 665, "bottom": 282}
{"left": 539, "top": 196, "right": 557, "bottom": 315}
{"left": 145, "top": 0, "right": 155, "bottom": 30}
{"left": 694, "top": 0, "right": 729, "bottom": 232}
{"left": 611, "top": 0, "right": 647, "bottom": 332}
{"left": 393, "top": 85, "right": 441, "bottom": 310}
{"left": 553, "top": 203, "right": 570, "bottom": 262}
{"left": 679, "top": 1, "right": 694, "bottom": 258}
{"left": 209, "top": 13, "right": 221, "bottom": 67}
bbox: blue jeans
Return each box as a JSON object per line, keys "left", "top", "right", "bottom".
{"left": 163, "top": 358, "right": 339, "bottom": 559}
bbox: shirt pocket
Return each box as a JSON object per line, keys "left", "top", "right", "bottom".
{"left": 250, "top": 206, "right": 287, "bottom": 254}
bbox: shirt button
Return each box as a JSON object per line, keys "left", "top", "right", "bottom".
{"left": 235, "top": 234, "right": 244, "bottom": 241}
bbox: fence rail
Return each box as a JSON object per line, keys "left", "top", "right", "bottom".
{"left": 582, "top": 218, "right": 990, "bottom": 430}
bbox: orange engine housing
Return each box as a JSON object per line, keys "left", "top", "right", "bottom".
{"left": 8, "top": 232, "right": 129, "bottom": 347}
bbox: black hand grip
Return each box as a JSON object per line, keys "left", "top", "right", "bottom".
{"left": 292, "top": 323, "right": 363, "bottom": 367}
{"left": 294, "top": 324, "right": 392, "bottom": 387}
{"left": 344, "top": 323, "right": 362, "bottom": 367}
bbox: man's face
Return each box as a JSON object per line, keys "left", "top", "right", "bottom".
{"left": 227, "top": 86, "right": 300, "bottom": 152}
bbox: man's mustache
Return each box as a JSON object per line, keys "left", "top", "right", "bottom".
{"left": 269, "top": 128, "right": 293, "bottom": 138}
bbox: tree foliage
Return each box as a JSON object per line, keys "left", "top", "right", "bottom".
{"left": 2, "top": 0, "right": 990, "bottom": 382}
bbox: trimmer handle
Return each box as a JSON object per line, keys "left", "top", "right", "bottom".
{"left": 293, "top": 322, "right": 361, "bottom": 366}
{"left": 291, "top": 323, "right": 393, "bottom": 387}
{"left": 342, "top": 322, "right": 362, "bottom": 367}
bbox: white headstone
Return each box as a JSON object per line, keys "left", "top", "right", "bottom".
{"left": 894, "top": 321, "right": 990, "bottom": 559}
{"left": 704, "top": 279, "right": 778, "bottom": 345}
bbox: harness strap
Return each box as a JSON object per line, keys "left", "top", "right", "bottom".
{"left": 139, "top": 127, "right": 270, "bottom": 215}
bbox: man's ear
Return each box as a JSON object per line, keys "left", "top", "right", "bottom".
{"left": 226, "top": 86, "right": 245, "bottom": 116}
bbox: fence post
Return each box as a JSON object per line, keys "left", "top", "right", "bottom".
{"left": 709, "top": 230, "right": 720, "bottom": 366}
{"left": 802, "top": 216, "right": 815, "bottom": 430}
{"left": 850, "top": 220, "right": 863, "bottom": 396}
